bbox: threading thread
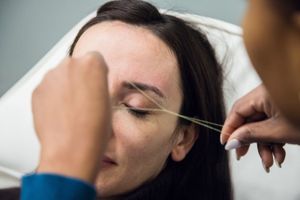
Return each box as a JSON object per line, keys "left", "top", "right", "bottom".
{"left": 114, "top": 82, "right": 223, "bottom": 133}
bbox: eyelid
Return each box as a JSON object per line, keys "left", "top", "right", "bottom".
{"left": 123, "top": 94, "right": 161, "bottom": 109}
{"left": 122, "top": 103, "right": 151, "bottom": 119}
{"left": 122, "top": 103, "right": 148, "bottom": 111}
{"left": 123, "top": 89, "right": 166, "bottom": 109}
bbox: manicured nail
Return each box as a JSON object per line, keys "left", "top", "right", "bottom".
{"left": 262, "top": 161, "right": 270, "bottom": 173}
{"left": 275, "top": 159, "right": 282, "bottom": 168}
{"left": 225, "top": 139, "right": 242, "bottom": 150}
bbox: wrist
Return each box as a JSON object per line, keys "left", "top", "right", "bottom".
{"left": 37, "top": 146, "right": 102, "bottom": 184}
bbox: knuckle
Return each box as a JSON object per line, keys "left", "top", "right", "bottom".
{"left": 60, "top": 57, "right": 74, "bottom": 69}
{"left": 232, "top": 99, "right": 242, "bottom": 110}
{"left": 248, "top": 99, "right": 256, "bottom": 108}
{"left": 32, "top": 85, "right": 43, "bottom": 103}
{"left": 32, "top": 87, "right": 40, "bottom": 98}
{"left": 43, "top": 69, "right": 56, "bottom": 83}
{"left": 82, "top": 52, "right": 107, "bottom": 72}
{"left": 232, "top": 97, "right": 248, "bottom": 112}
{"left": 44, "top": 69, "right": 54, "bottom": 79}
{"left": 59, "top": 57, "right": 77, "bottom": 74}
{"left": 83, "top": 52, "right": 101, "bottom": 64}
{"left": 241, "top": 126, "right": 254, "bottom": 142}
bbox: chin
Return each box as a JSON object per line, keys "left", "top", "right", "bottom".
{"left": 95, "top": 175, "right": 141, "bottom": 200}
{"left": 95, "top": 173, "right": 123, "bottom": 199}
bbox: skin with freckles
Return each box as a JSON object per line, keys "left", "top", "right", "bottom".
{"left": 72, "top": 21, "right": 196, "bottom": 198}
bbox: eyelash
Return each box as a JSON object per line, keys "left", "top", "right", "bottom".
{"left": 123, "top": 103, "right": 150, "bottom": 119}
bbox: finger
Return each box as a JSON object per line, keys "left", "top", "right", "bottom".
{"left": 84, "top": 51, "right": 104, "bottom": 61}
{"left": 81, "top": 51, "right": 108, "bottom": 72}
{"left": 221, "top": 84, "right": 271, "bottom": 145}
{"left": 221, "top": 112, "right": 245, "bottom": 145}
{"left": 245, "top": 112, "right": 267, "bottom": 123}
{"left": 235, "top": 145, "right": 250, "bottom": 160}
{"left": 221, "top": 98, "right": 263, "bottom": 145}
{"left": 222, "top": 112, "right": 266, "bottom": 147}
{"left": 225, "top": 118, "right": 285, "bottom": 150}
{"left": 272, "top": 144, "right": 286, "bottom": 168}
{"left": 257, "top": 144, "right": 273, "bottom": 173}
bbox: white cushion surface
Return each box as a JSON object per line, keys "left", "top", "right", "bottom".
{"left": 0, "top": 10, "right": 299, "bottom": 200}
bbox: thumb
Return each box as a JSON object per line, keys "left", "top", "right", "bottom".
{"left": 225, "top": 119, "right": 279, "bottom": 150}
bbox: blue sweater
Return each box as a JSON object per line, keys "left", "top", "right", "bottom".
{"left": 21, "top": 173, "right": 96, "bottom": 200}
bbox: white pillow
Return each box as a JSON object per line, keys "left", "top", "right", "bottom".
{"left": 1, "top": 10, "right": 300, "bottom": 200}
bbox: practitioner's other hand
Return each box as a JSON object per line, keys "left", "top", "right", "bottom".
{"left": 220, "top": 84, "right": 300, "bottom": 172}
{"left": 32, "top": 52, "right": 111, "bottom": 183}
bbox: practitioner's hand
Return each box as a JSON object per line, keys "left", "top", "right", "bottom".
{"left": 32, "top": 52, "right": 111, "bottom": 183}
{"left": 220, "top": 84, "right": 300, "bottom": 172}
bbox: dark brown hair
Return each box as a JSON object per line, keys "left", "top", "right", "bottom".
{"left": 279, "top": 0, "right": 300, "bottom": 11}
{"left": 69, "top": 0, "right": 232, "bottom": 199}
{"left": 270, "top": 0, "right": 300, "bottom": 17}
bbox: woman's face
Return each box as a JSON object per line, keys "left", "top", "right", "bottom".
{"left": 73, "top": 21, "right": 191, "bottom": 198}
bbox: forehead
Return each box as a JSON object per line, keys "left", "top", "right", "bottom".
{"left": 73, "top": 21, "right": 182, "bottom": 102}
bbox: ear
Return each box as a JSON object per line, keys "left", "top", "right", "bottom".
{"left": 171, "top": 125, "right": 198, "bottom": 162}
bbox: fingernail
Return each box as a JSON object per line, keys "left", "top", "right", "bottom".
{"left": 225, "top": 139, "right": 242, "bottom": 150}
{"left": 262, "top": 161, "right": 270, "bottom": 173}
{"left": 275, "top": 159, "right": 282, "bottom": 168}
{"left": 220, "top": 136, "right": 225, "bottom": 145}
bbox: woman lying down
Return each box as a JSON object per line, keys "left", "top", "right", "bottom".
{"left": 0, "top": 0, "right": 232, "bottom": 199}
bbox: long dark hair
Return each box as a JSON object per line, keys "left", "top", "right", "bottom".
{"left": 69, "top": 0, "right": 232, "bottom": 199}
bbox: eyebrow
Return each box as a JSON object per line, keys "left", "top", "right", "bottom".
{"left": 122, "top": 81, "right": 165, "bottom": 99}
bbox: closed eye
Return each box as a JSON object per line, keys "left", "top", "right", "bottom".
{"left": 123, "top": 103, "right": 150, "bottom": 119}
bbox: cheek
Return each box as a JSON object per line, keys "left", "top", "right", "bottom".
{"left": 112, "top": 111, "right": 177, "bottom": 162}
{"left": 243, "top": 8, "right": 262, "bottom": 56}
{"left": 242, "top": 2, "right": 285, "bottom": 71}
{"left": 243, "top": 9, "right": 271, "bottom": 71}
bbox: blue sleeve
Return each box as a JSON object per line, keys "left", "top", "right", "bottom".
{"left": 21, "top": 173, "right": 97, "bottom": 200}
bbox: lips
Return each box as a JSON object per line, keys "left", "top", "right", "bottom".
{"left": 101, "top": 155, "right": 117, "bottom": 166}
